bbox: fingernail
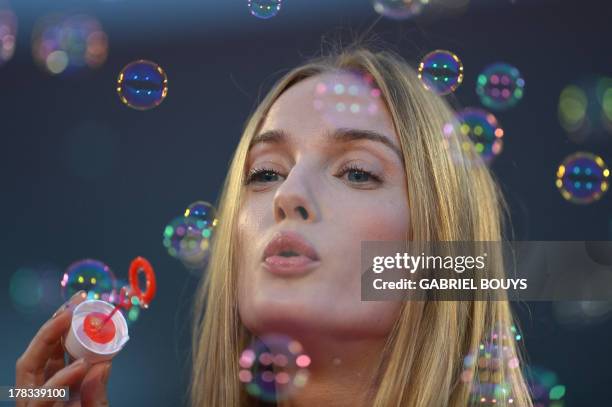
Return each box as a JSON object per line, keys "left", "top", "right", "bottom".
{"left": 70, "top": 290, "right": 86, "bottom": 301}
{"left": 52, "top": 291, "right": 85, "bottom": 319}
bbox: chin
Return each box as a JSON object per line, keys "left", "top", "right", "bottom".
{"left": 239, "top": 294, "right": 328, "bottom": 337}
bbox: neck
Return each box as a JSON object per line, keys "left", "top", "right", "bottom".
{"left": 275, "top": 334, "right": 386, "bottom": 407}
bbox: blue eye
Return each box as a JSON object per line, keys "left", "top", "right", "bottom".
{"left": 347, "top": 169, "right": 372, "bottom": 182}
{"left": 246, "top": 168, "right": 283, "bottom": 184}
{"left": 339, "top": 164, "right": 382, "bottom": 185}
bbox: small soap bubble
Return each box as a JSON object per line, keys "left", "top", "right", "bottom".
{"left": 372, "top": 0, "right": 423, "bottom": 20}
{"left": 476, "top": 63, "right": 525, "bottom": 111}
{"left": 525, "top": 366, "right": 566, "bottom": 406}
{"left": 0, "top": 8, "right": 17, "bottom": 66}
{"left": 117, "top": 60, "right": 168, "bottom": 110}
{"left": 184, "top": 201, "right": 217, "bottom": 229}
{"left": 32, "top": 14, "right": 108, "bottom": 75}
{"left": 559, "top": 76, "right": 612, "bottom": 143}
{"left": 453, "top": 108, "right": 504, "bottom": 164}
{"left": 555, "top": 152, "right": 609, "bottom": 204}
{"left": 462, "top": 324, "right": 522, "bottom": 405}
{"left": 248, "top": 0, "right": 282, "bottom": 19}
{"left": 239, "top": 334, "right": 310, "bottom": 402}
{"left": 418, "top": 50, "right": 464, "bottom": 95}
{"left": 163, "top": 202, "right": 218, "bottom": 272}
{"left": 312, "top": 71, "right": 383, "bottom": 128}
{"left": 9, "top": 268, "right": 43, "bottom": 314}
{"left": 9, "top": 265, "right": 61, "bottom": 315}
{"left": 116, "top": 283, "right": 141, "bottom": 325}
{"left": 61, "top": 259, "right": 117, "bottom": 301}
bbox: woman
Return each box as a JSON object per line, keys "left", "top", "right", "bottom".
{"left": 16, "top": 47, "right": 533, "bottom": 406}
{"left": 190, "top": 47, "right": 532, "bottom": 406}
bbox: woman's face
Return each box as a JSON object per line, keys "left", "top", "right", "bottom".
{"left": 237, "top": 71, "right": 410, "bottom": 340}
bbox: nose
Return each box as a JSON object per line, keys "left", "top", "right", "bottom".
{"left": 272, "top": 165, "right": 318, "bottom": 223}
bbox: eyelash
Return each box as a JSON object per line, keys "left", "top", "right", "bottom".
{"left": 244, "top": 164, "right": 382, "bottom": 185}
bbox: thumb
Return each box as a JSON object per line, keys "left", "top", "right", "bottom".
{"left": 79, "top": 362, "right": 111, "bottom": 407}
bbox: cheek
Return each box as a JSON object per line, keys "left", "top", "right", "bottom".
{"left": 341, "top": 191, "right": 410, "bottom": 241}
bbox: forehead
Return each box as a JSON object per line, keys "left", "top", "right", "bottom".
{"left": 260, "top": 71, "right": 399, "bottom": 146}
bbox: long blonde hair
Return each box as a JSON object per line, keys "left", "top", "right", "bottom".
{"left": 191, "top": 47, "right": 533, "bottom": 407}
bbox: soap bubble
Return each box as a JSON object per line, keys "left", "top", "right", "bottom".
{"left": 453, "top": 108, "right": 504, "bottom": 165}
{"left": 239, "top": 334, "right": 310, "bottom": 402}
{"left": 312, "top": 71, "right": 383, "bottom": 127}
{"left": 462, "top": 324, "right": 522, "bottom": 405}
{"left": 248, "top": 0, "right": 282, "bottom": 19}
{"left": 418, "top": 50, "right": 464, "bottom": 95}
{"left": 163, "top": 203, "right": 218, "bottom": 271}
{"left": 372, "top": 0, "right": 423, "bottom": 20}
{"left": 61, "top": 259, "right": 117, "bottom": 301}
{"left": 32, "top": 14, "right": 108, "bottom": 75}
{"left": 184, "top": 201, "right": 217, "bottom": 226}
{"left": 9, "top": 268, "right": 43, "bottom": 314}
{"left": 553, "top": 300, "right": 612, "bottom": 327}
{"left": 117, "top": 60, "right": 168, "bottom": 110}
{"left": 558, "top": 77, "right": 612, "bottom": 144}
{"left": 555, "top": 152, "right": 609, "bottom": 204}
{"left": 113, "top": 283, "right": 142, "bottom": 325}
{"left": 0, "top": 8, "right": 17, "bottom": 66}
{"left": 598, "top": 77, "right": 612, "bottom": 136}
{"left": 558, "top": 85, "right": 588, "bottom": 135}
{"left": 476, "top": 63, "right": 525, "bottom": 111}
{"left": 525, "top": 366, "right": 566, "bottom": 407}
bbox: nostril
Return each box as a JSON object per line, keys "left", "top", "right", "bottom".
{"left": 296, "top": 206, "right": 308, "bottom": 220}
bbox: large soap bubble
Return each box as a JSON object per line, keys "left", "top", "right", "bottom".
{"left": 61, "top": 259, "right": 117, "bottom": 301}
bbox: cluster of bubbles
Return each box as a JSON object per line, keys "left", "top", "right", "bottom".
{"left": 446, "top": 108, "right": 504, "bottom": 165}
{"left": 558, "top": 76, "right": 612, "bottom": 144}
{"left": 32, "top": 14, "right": 108, "bottom": 75}
{"left": 59, "top": 259, "right": 148, "bottom": 324}
{"left": 313, "top": 72, "right": 382, "bottom": 124}
{"left": 461, "top": 324, "right": 523, "bottom": 405}
{"left": 117, "top": 60, "right": 168, "bottom": 110}
{"left": 372, "top": 0, "right": 424, "bottom": 20}
{"left": 418, "top": 50, "right": 464, "bottom": 95}
{"left": 239, "top": 334, "right": 310, "bottom": 402}
{"left": 163, "top": 201, "right": 218, "bottom": 273}
{"left": 248, "top": 0, "right": 282, "bottom": 19}
{"left": 555, "top": 152, "right": 609, "bottom": 204}
{"left": 525, "top": 366, "right": 566, "bottom": 407}
{"left": 476, "top": 63, "right": 525, "bottom": 111}
{"left": 0, "top": 7, "right": 17, "bottom": 66}
{"left": 108, "top": 280, "right": 145, "bottom": 324}
{"left": 9, "top": 265, "right": 62, "bottom": 315}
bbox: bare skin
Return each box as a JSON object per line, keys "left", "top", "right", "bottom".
{"left": 237, "top": 71, "right": 410, "bottom": 406}
{"left": 15, "top": 291, "right": 112, "bottom": 407}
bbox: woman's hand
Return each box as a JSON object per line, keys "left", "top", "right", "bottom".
{"left": 15, "top": 291, "right": 112, "bottom": 406}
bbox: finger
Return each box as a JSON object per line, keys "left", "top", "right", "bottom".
{"left": 28, "top": 358, "right": 90, "bottom": 407}
{"left": 43, "top": 335, "right": 68, "bottom": 381}
{"left": 80, "top": 362, "right": 111, "bottom": 407}
{"left": 16, "top": 291, "right": 86, "bottom": 387}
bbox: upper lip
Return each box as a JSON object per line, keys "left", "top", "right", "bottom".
{"left": 262, "top": 231, "right": 320, "bottom": 261}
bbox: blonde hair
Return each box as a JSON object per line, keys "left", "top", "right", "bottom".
{"left": 191, "top": 47, "right": 533, "bottom": 407}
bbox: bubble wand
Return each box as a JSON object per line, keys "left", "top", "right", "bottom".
{"left": 64, "top": 257, "right": 157, "bottom": 363}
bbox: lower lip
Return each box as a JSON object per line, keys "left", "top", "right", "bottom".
{"left": 262, "top": 255, "right": 320, "bottom": 276}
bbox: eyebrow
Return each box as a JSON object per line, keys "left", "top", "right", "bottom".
{"left": 248, "top": 128, "right": 404, "bottom": 161}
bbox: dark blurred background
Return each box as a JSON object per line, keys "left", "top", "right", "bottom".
{"left": 1, "top": 0, "right": 611, "bottom": 405}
